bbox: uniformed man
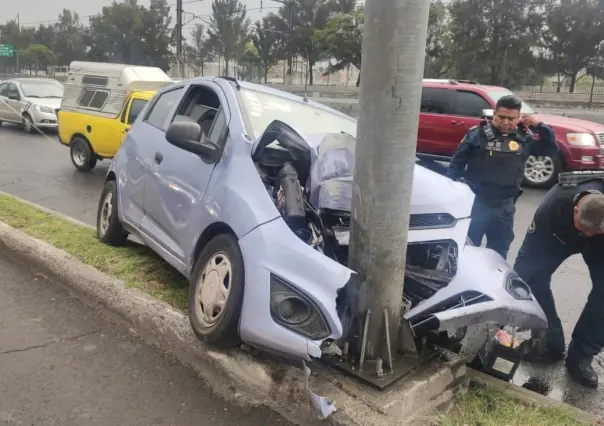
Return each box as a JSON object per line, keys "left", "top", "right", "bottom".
{"left": 515, "top": 171, "right": 604, "bottom": 388}
{"left": 446, "top": 95, "right": 557, "bottom": 259}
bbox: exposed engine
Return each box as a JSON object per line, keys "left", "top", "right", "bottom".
{"left": 253, "top": 129, "right": 458, "bottom": 312}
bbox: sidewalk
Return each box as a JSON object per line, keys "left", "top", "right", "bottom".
{"left": 0, "top": 249, "right": 291, "bottom": 426}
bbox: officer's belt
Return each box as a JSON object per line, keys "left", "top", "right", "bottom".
{"left": 475, "top": 195, "right": 515, "bottom": 206}
{"left": 558, "top": 171, "right": 604, "bottom": 188}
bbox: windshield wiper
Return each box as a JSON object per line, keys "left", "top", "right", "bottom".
{"left": 25, "top": 95, "right": 41, "bottom": 98}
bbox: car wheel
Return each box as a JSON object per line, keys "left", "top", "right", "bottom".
{"left": 70, "top": 137, "right": 97, "bottom": 172}
{"left": 523, "top": 154, "right": 561, "bottom": 189}
{"left": 188, "top": 233, "right": 245, "bottom": 347}
{"left": 22, "top": 114, "right": 34, "bottom": 134}
{"left": 96, "top": 180, "right": 129, "bottom": 246}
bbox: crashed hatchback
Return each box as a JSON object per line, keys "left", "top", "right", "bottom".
{"left": 96, "top": 77, "right": 547, "bottom": 361}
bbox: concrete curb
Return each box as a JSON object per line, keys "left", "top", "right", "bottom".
{"left": 468, "top": 370, "right": 604, "bottom": 425}
{"left": 0, "top": 216, "right": 469, "bottom": 425}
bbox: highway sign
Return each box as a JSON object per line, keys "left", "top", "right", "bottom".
{"left": 0, "top": 45, "right": 14, "bottom": 57}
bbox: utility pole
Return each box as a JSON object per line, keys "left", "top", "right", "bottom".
{"left": 346, "top": 0, "right": 431, "bottom": 363}
{"left": 176, "top": 0, "right": 183, "bottom": 78}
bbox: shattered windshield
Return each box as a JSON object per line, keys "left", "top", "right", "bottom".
{"left": 239, "top": 88, "right": 357, "bottom": 139}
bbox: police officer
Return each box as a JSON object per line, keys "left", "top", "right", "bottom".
{"left": 446, "top": 95, "right": 557, "bottom": 259}
{"left": 515, "top": 171, "right": 604, "bottom": 388}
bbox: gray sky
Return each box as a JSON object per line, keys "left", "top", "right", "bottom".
{"left": 7, "top": 0, "right": 277, "bottom": 39}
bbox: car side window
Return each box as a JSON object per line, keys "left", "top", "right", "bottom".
{"left": 452, "top": 91, "right": 492, "bottom": 118}
{"left": 145, "top": 88, "right": 183, "bottom": 131}
{"left": 7, "top": 83, "right": 20, "bottom": 100}
{"left": 208, "top": 108, "right": 228, "bottom": 147}
{"left": 120, "top": 97, "right": 131, "bottom": 123}
{"left": 0, "top": 83, "right": 7, "bottom": 97}
{"left": 127, "top": 99, "right": 148, "bottom": 125}
{"left": 420, "top": 88, "right": 451, "bottom": 114}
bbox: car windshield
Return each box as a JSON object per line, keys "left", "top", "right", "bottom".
{"left": 20, "top": 81, "right": 64, "bottom": 98}
{"left": 239, "top": 88, "right": 357, "bottom": 139}
{"left": 485, "top": 89, "right": 535, "bottom": 114}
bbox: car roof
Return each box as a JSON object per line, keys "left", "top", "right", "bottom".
{"left": 423, "top": 80, "right": 504, "bottom": 92}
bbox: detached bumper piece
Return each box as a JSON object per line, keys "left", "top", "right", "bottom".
{"left": 470, "top": 329, "right": 523, "bottom": 382}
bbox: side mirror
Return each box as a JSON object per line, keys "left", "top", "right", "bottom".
{"left": 482, "top": 108, "right": 494, "bottom": 119}
{"left": 165, "top": 121, "right": 221, "bottom": 163}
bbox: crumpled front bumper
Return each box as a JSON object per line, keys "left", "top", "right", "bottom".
{"left": 404, "top": 245, "right": 548, "bottom": 334}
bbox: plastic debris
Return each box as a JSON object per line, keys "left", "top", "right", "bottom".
{"left": 303, "top": 361, "right": 336, "bottom": 420}
{"left": 496, "top": 329, "right": 521, "bottom": 348}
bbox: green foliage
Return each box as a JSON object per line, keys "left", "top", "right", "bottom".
{"left": 185, "top": 24, "right": 213, "bottom": 76}
{"left": 251, "top": 14, "right": 283, "bottom": 83}
{"left": 207, "top": 0, "right": 251, "bottom": 75}
{"left": 19, "top": 44, "right": 57, "bottom": 74}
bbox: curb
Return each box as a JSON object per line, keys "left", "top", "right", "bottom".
{"left": 468, "top": 370, "right": 604, "bottom": 425}
{"left": 0, "top": 218, "right": 469, "bottom": 425}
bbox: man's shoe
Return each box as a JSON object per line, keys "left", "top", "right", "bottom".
{"left": 565, "top": 356, "right": 598, "bottom": 388}
{"left": 519, "top": 339, "right": 566, "bottom": 364}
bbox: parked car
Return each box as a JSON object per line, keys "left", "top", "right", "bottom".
{"left": 95, "top": 77, "right": 546, "bottom": 363}
{"left": 0, "top": 78, "right": 64, "bottom": 133}
{"left": 417, "top": 79, "right": 604, "bottom": 188}
{"left": 58, "top": 61, "right": 175, "bottom": 172}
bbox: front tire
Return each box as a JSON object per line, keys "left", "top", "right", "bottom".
{"left": 188, "top": 233, "right": 245, "bottom": 347}
{"left": 70, "top": 137, "right": 97, "bottom": 172}
{"left": 22, "top": 114, "right": 34, "bottom": 134}
{"left": 96, "top": 180, "right": 129, "bottom": 246}
{"left": 523, "top": 154, "right": 562, "bottom": 189}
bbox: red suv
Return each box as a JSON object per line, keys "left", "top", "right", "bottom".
{"left": 417, "top": 79, "right": 604, "bottom": 188}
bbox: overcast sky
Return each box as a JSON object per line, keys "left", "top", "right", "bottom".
{"left": 6, "top": 0, "right": 277, "bottom": 39}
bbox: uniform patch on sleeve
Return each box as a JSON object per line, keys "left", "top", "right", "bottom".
{"left": 528, "top": 219, "right": 536, "bottom": 233}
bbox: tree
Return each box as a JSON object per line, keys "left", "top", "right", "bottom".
{"left": 53, "top": 9, "right": 87, "bottom": 66}
{"left": 138, "top": 0, "right": 174, "bottom": 70}
{"left": 425, "top": 0, "right": 454, "bottom": 78}
{"left": 19, "top": 44, "right": 56, "bottom": 74}
{"left": 313, "top": 9, "right": 363, "bottom": 86}
{"left": 207, "top": 0, "right": 250, "bottom": 76}
{"left": 35, "top": 25, "right": 56, "bottom": 50}
{"left": 251, "top": 14, "right": 283, "bottom": 83}
{"left": 542, "top": 0, "right": 604, "bottom": 92}
{"left": 186, "top": 24, "right": 213, "bottom": 76}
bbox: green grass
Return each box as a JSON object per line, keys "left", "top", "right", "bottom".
{"left": 439, "top": 385, "right": 585, "bottom": 426}
{"left": 0, "top": 194, "right": 188, "bottom": 310}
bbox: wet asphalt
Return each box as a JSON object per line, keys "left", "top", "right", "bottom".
{"left": 1, "top": 119, "right": 604, "bottom": 417}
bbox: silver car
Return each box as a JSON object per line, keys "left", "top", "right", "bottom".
{"left": 0, "top": 78, "right": 64, "bottom": 133}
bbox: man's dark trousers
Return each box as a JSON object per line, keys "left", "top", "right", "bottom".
{"left": 514, "top": 188, "right": 604, "bottom": 359}
{"left": 468, "top": 196, "right": 516, "bottom": 259}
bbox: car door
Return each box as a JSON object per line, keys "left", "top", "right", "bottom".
{"left": 118, "top": 87, "right": 184, "bottom": 231}
{"left": 5, "top": 83, "right": 24, "bottom": 122}
{"left": 449, "top": 90, "right": 494, "bottom": 145}
{"left": 417, "top": 87, "right": 459, "bottom": 156}
{"left": 0, "top": 83, "right": 9, "bottom": 120}
{"left": 142, "top": 82, "right": 229, "bottom": 267}
{"left": 111, "top": 96, "right": 149, "bottom": 154}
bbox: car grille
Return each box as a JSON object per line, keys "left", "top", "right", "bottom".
{"left": 409, "top": 213, "right": 456, "bottom": 229}
{"left": 597, "top": 132, "right": 604, "bottom": 155}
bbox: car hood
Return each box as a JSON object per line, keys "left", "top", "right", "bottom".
{"left": 25, "top": 97, "right": 62, "bottom": 109}
{"left": 533, "top": 113, "right": 604, "bottom": 133}
{"left": 252, "top": 125, "right": 474, "bottom": 220}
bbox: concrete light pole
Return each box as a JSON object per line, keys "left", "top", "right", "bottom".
{"left": 347, "top": 0, "right": 431, "bottom": 362}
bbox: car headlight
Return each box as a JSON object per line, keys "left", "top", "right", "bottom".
{"left": 269, "top": 274, "right": 331, "bottom": 340}
{"left": 505, "top": 273, "right": 532, "bottom": 300}
{"left": 566, "top": 133, "right": 597, "bottom": 147}
{"left": 34, "top": 104, "right": 54, "bottom": 114}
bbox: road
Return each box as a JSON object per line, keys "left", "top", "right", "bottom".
{"left": 1, "top": 122, "right": 604, "bottom": 417}
{"left": 0, "top": 244, "right": 291, "bottom": 425}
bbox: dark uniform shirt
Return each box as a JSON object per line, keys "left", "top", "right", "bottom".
{"left": 446, "top": 122, "right": 557, "bottom": 200}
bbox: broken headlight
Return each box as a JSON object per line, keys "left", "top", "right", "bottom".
{"left": 269, "top": 274, "right": 331, "bottom": 340}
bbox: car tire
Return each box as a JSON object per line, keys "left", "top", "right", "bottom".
{"left": 22, "top": 113, "right": 34, "bottom": 134}
{"left": 96, "top": 180, "right": 129, "bottom": 246}
{"left": 523, "top": 154, "right": 562, "bottom": 189}
{"left": 70, "top": 137, "right": 97, "bottom": 172}
{"left": 188, "top": 233, "right": 245, "bottom": 347}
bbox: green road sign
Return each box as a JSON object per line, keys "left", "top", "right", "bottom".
{"left": 0, "top": 45, "right": 14, "bottom": 57}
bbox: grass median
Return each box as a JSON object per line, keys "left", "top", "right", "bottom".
{"left": 0, "top": 194, "right": 592, "bottom": 425}
{"left": 0, "top": 193, "right": 188, "bottom": 310}
{"left": 438, "top": 385, "right": 586, "bottom": 426}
